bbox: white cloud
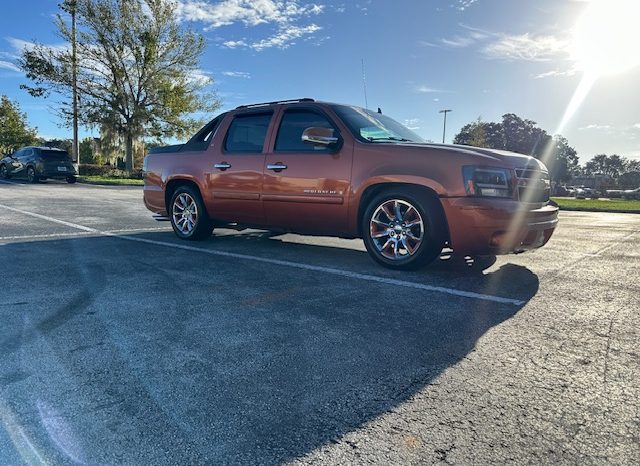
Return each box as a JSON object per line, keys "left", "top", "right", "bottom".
{"left": 249, "top": 24, "right": 321, "bottom": 50}
{"left": 7, "top": 37, "right": 68, "bottom": 54}
{"left": 222, "top": 70, "right": 251, "bottom": 78}
{"left": 483, "top": 33, "right": 569, "bottom": 61}
{"left": 534, "top": 68, "right": 577, "bottom": 79}
{"left": 456, "top": 0, "right": 479, "bottom": 11}
{"left": 440, "top": 36, "right": 475, "bottom": 48}
{"left": 176, "top": 0, "right": 325, "bottom": 51}
{"left": 176, "top": 0, "right": 324, "bottom": 28}
{"left": 415, "top": 85, "right": 449, "bottom": 94}
{"left": 633, "top": 123, "right": 640, "bottom": 129}
{"left": 223, "top": 24, "right": 322, "bottom": 51}
{"left": 223, "top": 40, "right": 248, "bottom": 49}
{"left": 0, "top": 60, "right": 20, "bottom": 73}
{"left": 579, "top": 124, "right": 612, "bottom": 131}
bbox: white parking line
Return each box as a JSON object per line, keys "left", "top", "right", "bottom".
{"left": 0, "top": 232, "right": 94, "bottom": 241}
{"left": 0, "top": 202, "right": 525, "bottom": 306}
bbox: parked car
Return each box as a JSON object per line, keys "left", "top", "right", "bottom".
{"left": 142, "top": 98, "right": 559, "bottom": 270}
{"left": 622, "top": 187, "right": 640, "bottom": 200}
{"left": 574, "top": 186, "right": 599, "bottom": 199}
{"left": 0, "top": 146, "right": 77, "bottom": 183}
{"left": 605, "top": 189, "right": 624, "bottom": 198}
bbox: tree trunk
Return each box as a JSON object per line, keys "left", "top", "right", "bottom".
{"left": 125, "top": 131, "right": 134, "bottom": 171}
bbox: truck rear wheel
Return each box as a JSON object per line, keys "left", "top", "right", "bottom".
{"left": 169, "top": 185, "right": 213, "bottom": 241}
{"left": 362, "top": 188, "right": 446, "bottom": 270}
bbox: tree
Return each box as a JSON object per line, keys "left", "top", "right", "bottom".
{"left": 583, "top": 154, "right": 628, "bottom": 179}
{"left": 454, "top": 117, "right": 485, "bottom": 147}
{"left": 20, "top": 0, "right": 219, "bottom": 170}
{"left": 618, "top": 171, "right": 640, "bottom": 188}
{"left": 0, "top": 95, "right": 39, "bottom": 154}
{"left": 41, "top": 138, "right": 73, "bottom": 153}
{"left": 545, "top": 136, "right": 580, "bottom": 182}
{"left": 500, "top": 113, "right": 550, "bottom": 158}
{"left": 79, "top": 137, "right": 98, "bottom": 164}
{"left": 452, "top": 113, "right": 577, "bottom": 181}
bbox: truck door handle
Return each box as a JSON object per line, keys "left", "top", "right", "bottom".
{"left": 267, "top": 163, "right": 287, "bottom": 172}
{"left": 214, "top": 162, "right": 231, "bottom": 171}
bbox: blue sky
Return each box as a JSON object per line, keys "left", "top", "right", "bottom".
{"left": 1, "top": 0, "right": 639, "bottom": 162}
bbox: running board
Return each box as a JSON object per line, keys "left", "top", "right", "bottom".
{"left": 153, "top": 215, "right": 171, "bottom": 222}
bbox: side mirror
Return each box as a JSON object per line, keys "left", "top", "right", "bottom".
{"left": 301, "top": 127, "right": 339, "bottom": 146}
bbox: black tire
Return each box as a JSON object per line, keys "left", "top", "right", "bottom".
{"left": 169, "top": 185, "right": 213, "bottom": 241}
{"left": 361, "top": 188, "right": 447, "bottom": 270}
{"left": 27, "top": 167, "right": 38, "bottom": 184}
{"left": 0, "top": 164, "right": 9, "bottom": 180}
{"left": 66, "top": 176, "right": 77, "bottom": 184}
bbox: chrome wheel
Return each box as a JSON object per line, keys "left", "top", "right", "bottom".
{"left": 369, "top": 199, "right": 424, "bottom": 260}
{"left": 172, "top": 193, "right": 199, "bottom": 235}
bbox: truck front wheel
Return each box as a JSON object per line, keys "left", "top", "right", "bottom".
{"left": 169, "top": 185, "right": 213, "bottom": 241}
{"left": 362, "top": 189, "right": 446, "bottom": 270}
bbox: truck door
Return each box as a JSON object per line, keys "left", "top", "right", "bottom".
{"left": 262, "top": 107, "right": 353, "bottom": 234}
{"left": 206, "top": 111, "right": 273, "bottom": 225}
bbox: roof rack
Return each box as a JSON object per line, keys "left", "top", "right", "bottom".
{"left": 235, "top": 98, "right": 315, "bottom": 109}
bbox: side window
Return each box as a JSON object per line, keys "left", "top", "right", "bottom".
{"left": 182, "top": 114, "right": 224, "bottom": 152}
{"left": 275, "top": 110, "right": 336, "bottom": 152}
{"left": 21, "top": 149, "right": 32, "bottom": 159}
{"left": 224, "top": 113, "right": 272, "bottom": 153}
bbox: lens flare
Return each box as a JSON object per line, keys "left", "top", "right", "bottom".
{"left": 571, "top": 0, "right": 640, "bottom": 76}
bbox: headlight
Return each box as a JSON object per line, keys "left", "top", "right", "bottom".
{"left": 463, "top": 166, "right": 513, "bottom": 198}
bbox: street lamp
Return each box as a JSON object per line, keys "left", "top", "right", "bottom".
{"left": 439, "top": 109, "right": 452, "bottom": 144}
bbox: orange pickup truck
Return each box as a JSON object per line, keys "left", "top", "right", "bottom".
{"left": 143, "top": 98, "right": 558, "bottom": 270}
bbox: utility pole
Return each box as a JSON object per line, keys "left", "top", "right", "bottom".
{"left": 439, "top": 109, "right": 452, "bottom": 144}
{"left": 64, "top": 0, "right": 80, "bottom": 170}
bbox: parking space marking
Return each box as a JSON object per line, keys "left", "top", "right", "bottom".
{"left": 0, "top": 204, "right": 97, "bottom": 232}
{"left": 0, "top": 202, "right": 526, "bottom": 306}
{"left": 0, "top": 232, "right": 94, "bottom": 241}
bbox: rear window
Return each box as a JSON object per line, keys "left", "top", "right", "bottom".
{"left": 41, "top": 150, "right": 71, "bottom": 160}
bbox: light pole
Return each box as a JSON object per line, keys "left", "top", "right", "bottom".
{"left": 439, "top": 109, "right": 452, "bottom": 144}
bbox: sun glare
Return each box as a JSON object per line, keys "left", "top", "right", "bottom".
{"left": 571, "top": 0, "right": 640, "bottom": 76}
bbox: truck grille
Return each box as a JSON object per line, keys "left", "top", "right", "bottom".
{"left": 515, "top": 168, "right": 550, "bottom": 203}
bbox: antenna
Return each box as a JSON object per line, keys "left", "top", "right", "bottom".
{"left": 361, "top": 58, "right": 369, "bottom": 110}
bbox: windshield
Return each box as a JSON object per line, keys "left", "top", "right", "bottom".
{"left": 331, "top": 105, "right": 425, "bottom": 143}
{"left": 41, "top": 150, "right": 71, "bottom": 160}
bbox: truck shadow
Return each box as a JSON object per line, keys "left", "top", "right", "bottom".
{"left": 0, "top": 232, "right": 539, "bottom": 464}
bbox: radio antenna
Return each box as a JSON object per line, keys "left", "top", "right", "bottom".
{"left": 361, "top": 58, "right": 369, "bottom": 110}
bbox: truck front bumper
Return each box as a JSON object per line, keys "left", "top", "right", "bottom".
{"left": 440, "top": 197, "right": 559, "bottom": 256}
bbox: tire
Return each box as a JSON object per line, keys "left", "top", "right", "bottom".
{"left": 169, "top": 185, "right": 213, "bottom": 241}
{"left": 27, "top": 167, "right": 38, "bottom": 184}
{"left": 66, "top": 176, "right": 77, "bottom": 184}
{"left": 0, "top": 164, "right": 9, "bottom": 180}
{"left": 361, "top": 188, "right": 447, "bottom": 270}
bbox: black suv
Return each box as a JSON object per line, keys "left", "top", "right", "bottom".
{"left": 0, "top": 147, "right": 77, "bottom": 183}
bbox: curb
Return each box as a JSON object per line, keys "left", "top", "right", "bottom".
{"left": 558, "top": 207, "right": 640, "bottom": 214}
{"left": 77, "top": 178, "right": 144, "bottom": 187}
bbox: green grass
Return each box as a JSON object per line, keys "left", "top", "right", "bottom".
{"left": 552, "top": 197, "right": 640, "bottom": 213}
{"left": 78, "top": 175, "right": 144, "bottom": 186}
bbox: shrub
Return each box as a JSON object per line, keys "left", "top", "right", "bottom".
{"left": 78, "top": 164, "right": 143, "bottom": 179}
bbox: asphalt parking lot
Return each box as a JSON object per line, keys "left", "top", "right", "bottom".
{"left": 0, "top": 179, "right": 638, "bottom": 465}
